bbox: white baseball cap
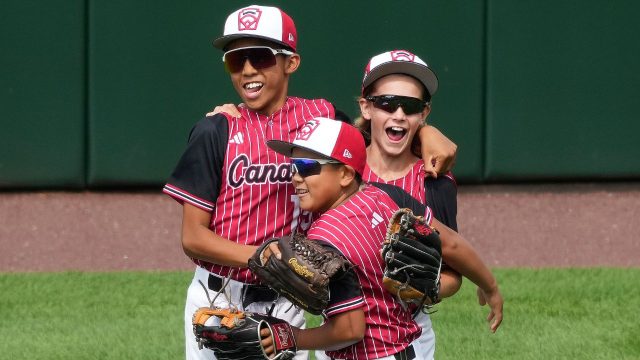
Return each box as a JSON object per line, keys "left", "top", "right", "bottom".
{"left": 213, "top": 5, "right": 297, "bottom": 51}
{"left": 267, "top": 117, "right": 366, "bottom": 176}
{"left": 362, "top": 50, "right": 438, "bottom": 97}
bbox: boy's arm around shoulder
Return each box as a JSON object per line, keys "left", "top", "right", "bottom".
{"left": 417, "top": 125, "right": 457, "bottom": 177}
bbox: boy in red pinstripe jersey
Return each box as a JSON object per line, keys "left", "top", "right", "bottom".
{"left": 355, "top": 50, "right": 504, "bottom": 358}
{"left": 163, "top": 5, "right": 340, "bottom": 359}
{"left": 265, "top": 117, "right": 503, "bottom": 360}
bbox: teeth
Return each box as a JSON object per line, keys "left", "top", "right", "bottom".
{"left": 245, "top": 82, "right": 262, "bottom": 89}
{"left": 390, "top": 127, "right": 405, "bottom": 132}
{"left": 296, "top": 189, "right": 308, "bottom": 194}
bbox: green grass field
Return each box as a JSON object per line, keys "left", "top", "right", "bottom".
{"left": 1, "top": 269, "right": 638, "bottom": 359}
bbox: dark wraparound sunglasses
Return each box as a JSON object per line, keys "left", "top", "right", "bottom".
{"left": 291, "top": 158, "right": 342, "bottom": 178}
{"left": 365, "top": 95, "right": 428, "bottom": 115}
{"left": 222, "top": 46, "right": 294, "bottom": 73}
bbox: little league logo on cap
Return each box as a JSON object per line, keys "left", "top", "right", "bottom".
{"left": 213, "top": 5, "right": 297, "bottom": 51}
{"left": 362, "top": 49, "right": 439, "bottom": 97}
{"left": 267, "top": 117, "right": 366, "bottom": 176}
{"left": 296, "top": 118, "right": 321, "bottom": 141}
{"left": 238, "top": 8, "right": 262, "bottom": 31}
{"left": 390, "top": 50, "right": 416, "bottom": 62}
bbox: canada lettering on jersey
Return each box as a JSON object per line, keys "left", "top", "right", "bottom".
{"left": 228, "top": 154, "right": 291, "bottom": 188}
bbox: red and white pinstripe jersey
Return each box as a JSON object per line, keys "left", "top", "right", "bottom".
{"left": 164, "top": 97, "right": 335, "bottom": 283}
{"left": 308, "top": 185, "right": 432, "bottom": 360}
{"left": 363, "top": 160, "right": 428, "bottom": 203}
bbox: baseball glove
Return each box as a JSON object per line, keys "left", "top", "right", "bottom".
{"left": 192, "top": 307, "right": 296, "bottom": 360}
{"left": 382, "top": 208, "right": 442, "bottom": 309}
{"left": 248, "top": 234, "right": 349, "bottom": 315}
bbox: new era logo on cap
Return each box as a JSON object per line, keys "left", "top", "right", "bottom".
{"left": 267, "top": 117, "right": 366, "bottom": 176}
{"left": 213, "top": 5, "right": 297, "bottom": 51}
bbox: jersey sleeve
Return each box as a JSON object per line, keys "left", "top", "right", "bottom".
{"left": 425, "top": 174, "right": 458, "bottom": 231}
{"left": 315, "top": 241, "right": 364, "bottom": 318}
{"left": 368, "top": 182, "right": 433, "bottom": 224}
{"left": 162, "top": 114, "right": 229, "bottom": 212}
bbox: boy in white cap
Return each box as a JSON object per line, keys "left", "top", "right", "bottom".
{"left": 262, "top": 117, "right": 502, "bottom": 360}
{"left": 164, "top": 5, "right": 335, "bottom": 359}
{"left": 355, "top": 49, "right": 504, "bottom": 358}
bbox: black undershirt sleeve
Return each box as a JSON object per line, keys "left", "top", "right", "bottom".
{"left": 314, "top": 241, "right": 363, "bottom": 309}
{"left": 165, "top": 114, "right": 229, "bottom": 207}
{"left": 425, "top": 177, "right": 458, "bottom": 231}
{"left": 369, "top": 182, "right": 427, "bottom": 216}
{"left": 333, "top": 108, "right": 352, "bottom": 124}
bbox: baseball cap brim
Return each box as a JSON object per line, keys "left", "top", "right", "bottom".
{"left": 363, "top": 61, "right": 438, "bottom": 96}
{"left": 213, "top": 34, "right": 293, "bottom": 51}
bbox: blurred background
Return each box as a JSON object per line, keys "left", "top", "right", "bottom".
{"left": 2, "top": 0, "right": 639, "bottom": 189}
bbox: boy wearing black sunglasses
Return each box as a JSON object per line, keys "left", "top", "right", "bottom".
{"left": 261, "top": 117, "right": 502, "bottom": 360}
{"left": 356, "top": 50, "right": 504, "bottom": 358}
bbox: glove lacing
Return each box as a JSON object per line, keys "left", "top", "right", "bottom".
{"left": 292, "top": 235, "right": 333, "bottom": 273}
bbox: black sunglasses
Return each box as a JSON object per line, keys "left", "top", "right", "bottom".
{"left": 365, "top": 95, "right": 428, "bottom": 115}
{"left": 222, "top": 46, "right": 294, "bottom": 73}
{"left": 291, "top": 158, "right": 342, "bottom": 178}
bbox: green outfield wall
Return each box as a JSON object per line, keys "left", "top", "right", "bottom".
{"left": 1, "top": 0, "right": 639, "bottom": 189}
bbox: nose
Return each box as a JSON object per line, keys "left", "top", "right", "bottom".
{"left": 390, "top": 105, "right": 408, "bottom": 120}
{"left": 241, "top": 58, "right": 258, "bottom": 75}
{"left": 291, "top": 169, "right": 304, "bottom": 184}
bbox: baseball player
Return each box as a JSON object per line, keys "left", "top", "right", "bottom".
{"left": 263, "top": 117, "right": 503, "bottom": 359}
{"left": 311, "top": 49, "right": 495, "bottom": 360}
{"left": 355, "top": 50, "right": 504, "bottom": 358}
{"left": 163, "top": 5, "right": 340, "bottom": 359}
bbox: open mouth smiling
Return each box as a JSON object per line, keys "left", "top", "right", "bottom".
{"left": 385, "top": 126, "right": 407, "bottom": 142}
{"left": 244, "top": 82, "right": 263, "bottom": 93}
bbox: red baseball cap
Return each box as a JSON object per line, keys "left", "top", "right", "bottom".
{"left": 267, "top": 117, "right": 366, "bottom": 176}
{"left": 362, "top": 50, "right": 438, "bottom": 96}
{"left": 213, "top": 5, "right": 297, "bottom": 51}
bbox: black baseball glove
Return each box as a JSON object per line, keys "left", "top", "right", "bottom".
{"left": 248, "top": 234, "right": 350, "bottom": 315}
{"left": 382, "top": 208, "right": 442, "bottom": 310}
{"left": 192, "top": 307, "right": 296, "bottom": 360}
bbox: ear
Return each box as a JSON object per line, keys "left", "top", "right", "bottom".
{"left": 284, "top": 53, "right": 301, "bottom": 74}
{"left": 339, "top": 165, "right": 358, "bottom": 188}
{"left": 421, "top": 103, "right": 432, "bottom": 121}
{"left": 358, "top": 97, "right": 373, "bottom": 121}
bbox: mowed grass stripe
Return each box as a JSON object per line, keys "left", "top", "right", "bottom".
{"left": 1, "top": 269, "right": 638, "bottom": 359}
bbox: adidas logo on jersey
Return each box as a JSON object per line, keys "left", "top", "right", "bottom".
{"left": 371, "top": 212, "right": 383, "bottom": 228}
{"left": 229, "top": 132, "right": 244, "bottom": 144}
{"left": 343, "top": 149, "right": 352, "bottom": 159}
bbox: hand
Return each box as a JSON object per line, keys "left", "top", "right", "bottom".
{"left": 206, "top": 103, "right": 242, "bottom": 117}
{"left": 260, "top": 242, "right": 282, "bottom": 264}
{"left": 260, "top": 327, "right": 276, "bottom": 358}
{"left": 477, "top": 286, "right": 503, "bottom": 333}
{"left": 418, "top": 125, "right": 457, "bottom": 178}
